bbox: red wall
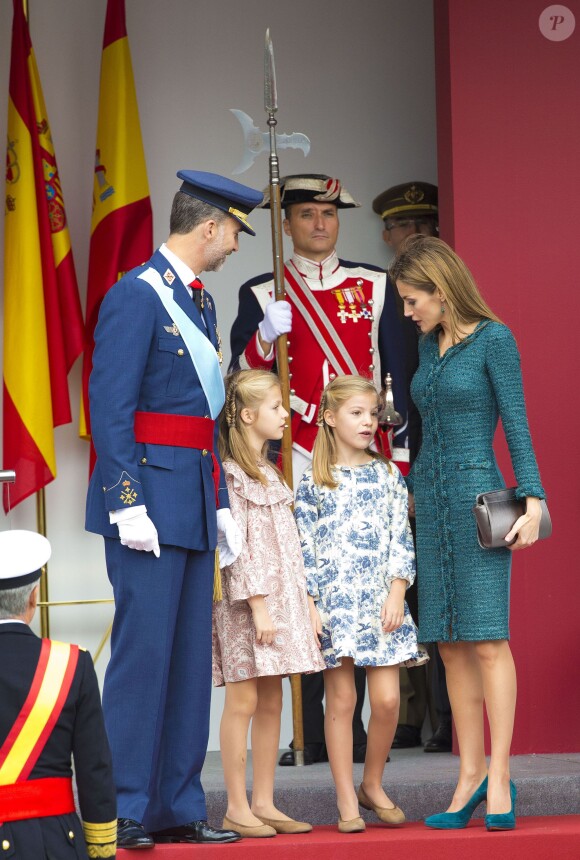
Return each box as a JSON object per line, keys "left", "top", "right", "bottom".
{"left": 434, "top": 0, "right": 580, "bottom": 753}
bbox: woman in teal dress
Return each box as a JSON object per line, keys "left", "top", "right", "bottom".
{"left": 390, "top": 236, "right": 545, "bottom": 832}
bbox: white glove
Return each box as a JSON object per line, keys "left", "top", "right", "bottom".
{"left": 216, "top": 508, "right": 243, "bottom": 568}
{"left": 118, "top": 511, "right": 160, "bottom": 557}
{"left": 258, "top": 299, "right": 292, "bottom": 345}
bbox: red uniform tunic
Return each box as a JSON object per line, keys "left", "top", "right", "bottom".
{"left": 236, "top": 251, "right": 410, "bottom": 470}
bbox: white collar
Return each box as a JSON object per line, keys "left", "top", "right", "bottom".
{"left": 290, "top": 250, "right": 340, "bottom": 285}
{"left": 0, "top": 618, "right": 26, "bottom": 625}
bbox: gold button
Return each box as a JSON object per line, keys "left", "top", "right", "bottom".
{"left": 141, "top": 457, "right": 147, "bottom": 464}
{"left": 202, "top": 449, "right": 208, "bottom": 456}
{"left": 68, "top": 830, "right": 75, "bottom": 839}
{"left": 177, "top": 348, "right": 184, "bottom": 356}
{"left": 2, "top": 841, "right": 10, "bottom": 851}
{"left": 329, "top": 373, "right": 336, "bottom": 380}
{"left": 369, "top": 364, "right": 375, "bottom": 371}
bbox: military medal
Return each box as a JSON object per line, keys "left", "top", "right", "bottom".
{"left": 355, "top": 281, "right": 372, "bottom": 319}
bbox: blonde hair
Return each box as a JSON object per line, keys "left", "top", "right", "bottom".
{"left": 218, "top": 369, "right": 284, "bottom": 485}
{"left": 312, "top": 375, "right": 388, "bottom": 489}
{"left": 390, "top": 235, "right": 502, "bottom": 343}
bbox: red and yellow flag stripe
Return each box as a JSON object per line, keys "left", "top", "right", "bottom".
{"left": 80, "top": 0, "right": 153, "bottom": 447}
{"left": 3, "top": 0, "right": 84, "bottom": 511}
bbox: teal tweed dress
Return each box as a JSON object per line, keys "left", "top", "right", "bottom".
{"left": 407, "top": 321, "right": 545, "bottom": 642}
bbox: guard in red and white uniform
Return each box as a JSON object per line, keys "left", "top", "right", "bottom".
{"left": 231, "top": 174, "right": 416, "bottom": 476}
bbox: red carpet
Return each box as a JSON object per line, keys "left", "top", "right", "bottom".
{"left": 118, "top": 816, "right": 580, "bottom": 859}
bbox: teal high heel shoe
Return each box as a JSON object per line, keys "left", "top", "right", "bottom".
{"left": 485, "top": 780, "right": 517, "bottom": 831}
{"left": 424, "top": 776, "right": 488, "bottom": 829}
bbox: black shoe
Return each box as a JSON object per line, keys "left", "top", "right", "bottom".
{"left": 278, "top": 743, "right": 327, "bottom": 766}
{"left": 151, "top": 820, "right": 241, "bottom": 844}
{"left": 424, "top": 720, "right": 452, "bottom": 753}
{"left": 391, "top": 724, "right": 422, "bottom": 749}
{"left": 117, "top": 818, "right": 155, "bottom": 849}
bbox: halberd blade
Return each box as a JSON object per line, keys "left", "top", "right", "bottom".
{"left": 264, "top": 28, "right": 278, "bottom": 113}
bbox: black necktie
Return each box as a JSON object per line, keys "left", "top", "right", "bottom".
{"left": 189, "top": 278, "right": 204, "bottom": 313}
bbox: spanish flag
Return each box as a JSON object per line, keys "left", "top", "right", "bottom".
{"left": 80, "top": 0, "right": 153, "bottom": 452}
{"left": 3, "top": 0, "right": 84, "bottom": 512}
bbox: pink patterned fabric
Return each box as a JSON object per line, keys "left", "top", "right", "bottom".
{"left": 212, "top": 460, "right": 326, "bottom": 686}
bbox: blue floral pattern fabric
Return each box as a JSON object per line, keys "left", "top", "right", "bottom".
{"left": 295, "top": 459, "right": 428, "bottom": 669}
{"left": 408, "top": 321, "right": 545, "bottom": 643}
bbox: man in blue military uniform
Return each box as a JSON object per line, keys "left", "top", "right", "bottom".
{"left": 86, "top": 170, "right": 263, "bottom": 848}
{"left": 0, "top": 530, "right": 116, "bottom": 859}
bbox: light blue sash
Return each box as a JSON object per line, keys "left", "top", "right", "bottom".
{"left": 138, "top": 267, "right": 225, "bottom": 418}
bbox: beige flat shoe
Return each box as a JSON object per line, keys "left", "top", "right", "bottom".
{"left": 222, "top": 815, "right": 276, "bottom": 838}
{"left": 357, "top": 784, "right": 406, "bottom": 826}
{"left": 256, "top": 815, "right": 313, "bottom": 834}
{"left": 338, "top": 815, "right": 366, "bottom": 833}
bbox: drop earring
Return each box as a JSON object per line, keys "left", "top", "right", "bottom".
{"left": 440, "top": 302, "right": 445, "bottom": 315}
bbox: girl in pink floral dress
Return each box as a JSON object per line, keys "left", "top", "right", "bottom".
{"left": 212, "top": 369, "right": 325, "bottom": 838}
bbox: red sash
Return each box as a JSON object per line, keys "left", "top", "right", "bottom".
{"left": 0, "top": 777, "right": 74, "bottom": 822}
{"left": 134, "top": 411, "right": 220, "bottom": 505}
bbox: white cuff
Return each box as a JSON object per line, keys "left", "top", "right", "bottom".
{"left": 110, "top": 504, "right": 147, "bottom": 524}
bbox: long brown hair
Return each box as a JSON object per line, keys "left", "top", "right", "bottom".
{"left": 218, "top": 369, "right": 284, "bottom": 485}
{"left": 312, "top": 375, "right": 389, "bottom": 489}
{"left": 390, "top": 235, "right": 502, "bottom": 343}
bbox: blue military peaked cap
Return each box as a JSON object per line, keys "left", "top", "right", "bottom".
{"left": 177, "top": 170, "right": 263, "bottom": 236}
{"left": 0, "top": 530, "right": 51, "bottom": 589}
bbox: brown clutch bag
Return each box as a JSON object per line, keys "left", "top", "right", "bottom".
{"left": 472, "top": 487, "right": 552, "bottom": 549}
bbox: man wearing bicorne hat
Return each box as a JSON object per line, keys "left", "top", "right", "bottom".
{"left": 86, "top": 170, "right": 262, "bottom": 848}
{"left": 0, "top": 530, "right": 117, "bottom": 859}
{"left": 372, "top": 180, "right": 452, "bottom": 757}
{"left": 230, "top": 173, "right": 418, "bottom": 767}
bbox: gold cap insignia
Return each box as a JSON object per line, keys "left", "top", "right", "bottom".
{"left": 404, "top": 185, "right": 425, "bottom": 205}
{"left": 228, "top": 206, "right": 250, "bottom": 227}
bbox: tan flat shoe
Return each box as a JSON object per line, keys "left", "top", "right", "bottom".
{"left": 256, "top": 816, "right": 313, "bottom": 834}
{"left": 357, "top": 784, "right": 406, "bottom": 826}
{"left": 222, "top": 815, "right": 276, "bottom": 838}
{"left": 338, "top": 815, "right": 366, "bottom": 833}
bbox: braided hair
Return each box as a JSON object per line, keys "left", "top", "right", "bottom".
{"left": 218, "top": 369, "right": 284, "bottom": 485}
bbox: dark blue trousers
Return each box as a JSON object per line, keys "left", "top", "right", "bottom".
{"left": 102, "top": 539, "right": 214, "bottom": 832}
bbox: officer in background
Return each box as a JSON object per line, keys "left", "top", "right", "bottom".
{"left": 0, "top": 530, "right": 116, "bottom": 859}
{"left": 230, "top": 173, "right": 416, "bottom": 765}
{"left": 372, "top": 181, "right": 452, "bottom": 753}
{"left": 86, "top": 171, "right": 262, "bottom": 847}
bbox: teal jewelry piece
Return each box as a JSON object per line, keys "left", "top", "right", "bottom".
{"left": 424, "top": 776, "right": 488, "bottom": 829}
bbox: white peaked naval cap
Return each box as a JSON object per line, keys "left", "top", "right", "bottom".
{"left": 0, "top": 530, "right": 51, "bottom": 589}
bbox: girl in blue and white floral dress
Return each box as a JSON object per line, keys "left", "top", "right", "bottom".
{"left": 295, "top": 375, "right": 428, "bottom": 834}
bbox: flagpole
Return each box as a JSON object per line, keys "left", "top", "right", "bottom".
{"left": 36, "top": 489, "right": 50, "bottom": 637}
{"left": 22, "top": 0, "right": 50, "bottom": 642}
